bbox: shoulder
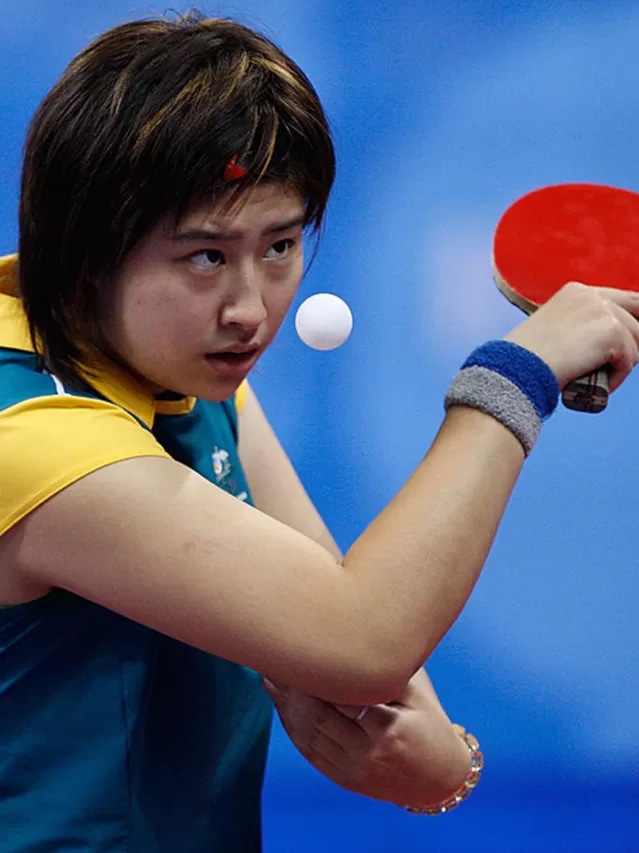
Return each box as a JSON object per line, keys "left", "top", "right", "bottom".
{"left": 0, "top": 355, "right": 169, "bottom": 540}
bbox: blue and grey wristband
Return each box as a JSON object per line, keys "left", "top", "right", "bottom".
{"left": 444, "top": 340, "right": 560, "bottom": 456}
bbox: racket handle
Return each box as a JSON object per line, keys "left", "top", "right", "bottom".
{"left": 561, "top": 368, "right": 609, "bottom": 413}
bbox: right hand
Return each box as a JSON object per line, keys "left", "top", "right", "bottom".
{"left": 504, "top": 282, "right": 639, "bottom": 392}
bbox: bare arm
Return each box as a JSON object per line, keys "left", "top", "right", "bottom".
{"left": 237, "top": 384, "right": 341, "bottom": 559}
{"left": 237, "top": 381, "right": 517, "bottom": 695}
{"left": 240, "top": 384, "right": 474, "bottom": 805}
{"left": 6, "top": 284, "right": 639, "bottom": 705}
{"left": 3, "top": 404, "right": 520, "bottom": 704}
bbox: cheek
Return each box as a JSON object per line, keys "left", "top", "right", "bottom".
{"left": 117, "top": 276, "right": 206, "bottom": 351}
{"left": 267, "top": 268, "right": 303, "bottom": 325}
{"left": 272, "top": 287, "right": 298, "bottom": 316}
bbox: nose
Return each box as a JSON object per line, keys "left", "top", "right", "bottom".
{"left": 219, "top": 267, "right": 268, "bottom": 333}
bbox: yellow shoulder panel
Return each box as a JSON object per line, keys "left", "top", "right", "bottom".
{"left": 235, "top": 380, "right": 249, "bottom": 415}
{"left": 0, "top": 395, "right": 170, "bottom": 536}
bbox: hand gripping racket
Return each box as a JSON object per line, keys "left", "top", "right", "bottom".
{"left": 493, "top": 182, "right": 639, "bottom": 413}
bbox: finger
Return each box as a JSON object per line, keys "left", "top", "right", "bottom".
{"left": 268, "top": 685, "right": 371, "bottom": 759}
{"left": 266, "top": 683, "right": 392, "bottom": 752}
{"left": 273, "top": 700, "right": 354, "bottom": 786}
{"left": 592, "top": 285, "right": 639, "bottom": 318}
{"left": 268, "top": 687, "right": 324, "bottom": 741}
{"left": 308, "top": 725, "right": 360, "bottom": 768}
{"left": 591, "top": 287, "right": 639, "bottom": 361}
{"left": 312, "top": 702, "right": 371, "bottom": 753}
{"left": 290, "top": 729, "right": 351, "bottom": 789}
{"left": 549, "top": 283, "right": 639, "bottom": 391}
{"left": 599, "top": 301, "right": 639, "bottom": 391}
{"left": 606, "top": 298, "right": 639, "bottom": 345}
{"left": 303, "top": 752, "right": 351, "bottom": 790}
{"left": 333, "top": 701, "right": 398, "bottom": 738}
{"left": 333, "top": 703, "right": 370, "bottom": 722}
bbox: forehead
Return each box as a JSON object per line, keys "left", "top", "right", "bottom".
{"left": 177, "top": 183, "right": 305, "bottom": 234}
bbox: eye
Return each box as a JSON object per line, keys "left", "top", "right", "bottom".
{"left": 264, "top": 239, "right": 295, "bottom": 260}
{"left": 190, "top": 249, "right": 225, "bottom": 271}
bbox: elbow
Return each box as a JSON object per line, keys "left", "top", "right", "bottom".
{"left": 309, "top": 669, "right": 409, "bottom": 707}
{"left": 329, "top": 662, "right": 416, "bottom": 706}
{"left": 316, "top": 638, "right": 429, "bottom": 706}
{"left": 352, "top": 672, "right": 415, "bottom": 706}
{"left": 356, "top": 654, "right": 425, "bottom": 705}
{"left": 344, "top": 624, "right": 443, "bottom": 705}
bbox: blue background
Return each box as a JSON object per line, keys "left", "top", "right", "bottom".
{"left": 2, "top": 1, "right": 638, "bottom": 850}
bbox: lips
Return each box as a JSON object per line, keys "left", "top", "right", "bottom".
{"left": 204, "top": 348, "right": 260, "bottom": 376}
{"left": 212, "top": 350, "right": 255, "bottom": 360}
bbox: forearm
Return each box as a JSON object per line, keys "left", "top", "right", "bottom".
{"left": 342, "top": 406, "right": 523, "bottom": 688}
{"left": 242, "top": 389, "right": 525, "bottom": 702}
{"left": 19, "top": 406, "right": 523, "bottom": 707}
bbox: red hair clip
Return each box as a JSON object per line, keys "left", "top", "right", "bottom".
{"left": 224, "top": 154, "right": 246, "bottom": 182}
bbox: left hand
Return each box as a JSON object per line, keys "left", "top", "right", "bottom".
{"left": 263, "top": 668, "right": 472, "bottom": 808}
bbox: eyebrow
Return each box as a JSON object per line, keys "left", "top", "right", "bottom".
{"left": 172, "top": 214, "right": 306, "bottom": 243}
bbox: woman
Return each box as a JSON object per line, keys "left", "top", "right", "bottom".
{"left": 1, "top": 11, "right": 638, "bottom": 852}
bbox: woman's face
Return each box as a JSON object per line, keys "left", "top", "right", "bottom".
{"left": 102, "top": 182, "right": 306, "bottom": 399}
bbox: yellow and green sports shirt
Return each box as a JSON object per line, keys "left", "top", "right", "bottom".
{"left": 0, "top": 254, "right": 271, "bottom": 852}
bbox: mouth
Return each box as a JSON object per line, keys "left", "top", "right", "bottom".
{"left": 204, "top": 347, "right": 260, "bottom": 377}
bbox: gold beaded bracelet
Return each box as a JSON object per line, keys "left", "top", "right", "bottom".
{"left": 404, "top": 727, "right": 484, "bottom": 816}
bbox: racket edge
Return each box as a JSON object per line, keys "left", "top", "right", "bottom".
{"left": 491, "top": 254, "right": 538, "bottom": 315}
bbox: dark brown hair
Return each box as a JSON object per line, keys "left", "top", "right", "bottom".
{"left": 18, "top": 11, "right": 335, "bottom": 384}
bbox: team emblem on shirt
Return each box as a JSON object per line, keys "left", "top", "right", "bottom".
{"left": 211, "top": 446, "right": 249, "bottom": 502}
{"left": 212, "top": 446, "right": 232, "bottom": 482}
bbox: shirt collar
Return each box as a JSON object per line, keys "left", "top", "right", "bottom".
{"left": 0, "top": 254, "right": 195, "bottom": 427}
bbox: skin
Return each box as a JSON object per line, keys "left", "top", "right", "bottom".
{"left": 238, "top": 384, "right": 473, "bottom": 803}
{"left": 263, "top": 670, "right": 473, "bottom": 808}
{"left": 100, "top": 182, "right": 307, "bottom": 401}
{"left": 4, "top": 184, "right": 639, "bottom": 809}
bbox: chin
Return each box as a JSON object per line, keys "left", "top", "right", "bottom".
{"left": 150, "top": 357, "right": 254, "bottom": 402}
{"left": 190, "top": 374, "right": 246, "bottom": 402}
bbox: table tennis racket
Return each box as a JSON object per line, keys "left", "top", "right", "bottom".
{"left": 493, "top": 182, "right": 639, "bottom": 413}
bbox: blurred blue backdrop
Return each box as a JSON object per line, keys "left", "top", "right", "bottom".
{"left": 2, "top": 1, "right": 638, "bottom": 850}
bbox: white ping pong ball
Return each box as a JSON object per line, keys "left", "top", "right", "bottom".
{"left": 295, "top": 293, "right": 353, "bottom": 351}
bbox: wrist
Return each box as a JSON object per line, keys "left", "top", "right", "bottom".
{"left": 444, "top": 339, "right": 559, "bottom": 456}
{"left": 404, "top": 726, "right": 483, "bottom": 816}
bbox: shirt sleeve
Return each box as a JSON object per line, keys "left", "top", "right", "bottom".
{"left": 0, "top": 395, "right": 171, "bottom": 536}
